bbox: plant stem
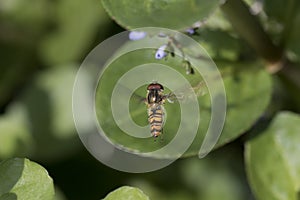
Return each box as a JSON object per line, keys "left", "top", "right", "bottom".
{"left": 220, "top": 0, "right": 282, "bottom": 63}
{"left": 279, "top": 0, "right": 299, "bottom": 48}
{"left": 221, "top": 0, "right": 300, "bottom": 111}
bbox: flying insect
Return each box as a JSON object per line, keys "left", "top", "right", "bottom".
{"left": 144, "top": 81, "right": 207, "bottom": 138}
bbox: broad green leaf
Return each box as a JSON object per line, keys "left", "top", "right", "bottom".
{"left": 0, "top": 158, "right": 54, "bottom": 200}
{"left": 245, "top": 111, "right": 300, "bottom": 200}
{"left": 16, "top": 66, "right": 79, "bottom": 161}
{"left": 0, "top": 193, "right": 17, "bottom": 200}
{"left": 186, "top": 61, "right": 271, "bottom": 156}
{"left": 101, "top": 0, "right": 221, "bottom": 29}
{"left": 39, "top": 0, "right": 109, "bottom": 66}
{"left": 214, "top": 61, "right": 271, "bottom": 147}
{"left": 192, "top": 29, "right": 242, "bottom": 61}
{"left": 0, "top": 103, "right": 33, "bottom": 159}
{"left": 0, "top": 66, "right": 80, "bottom": 161}
{"left": 103, "top": 186, "right": 150, "bottom": 200}
{"left": 128, "top": 179, "right": 196, "bottom": 200}
{"left": 0, "top": 65, "right": 80, "bottom": 161}
{"left": 95, "top": 36, "right": 272, "bottom": 158}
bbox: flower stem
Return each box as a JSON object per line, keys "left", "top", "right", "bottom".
{"left": 220, "top": 0, "right": 282, "bottom": 63}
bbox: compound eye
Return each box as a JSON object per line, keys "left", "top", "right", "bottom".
{"left": 147, "top": 83, "right": 164, "bottom": 91}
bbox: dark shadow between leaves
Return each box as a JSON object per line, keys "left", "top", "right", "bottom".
{"left": 22, "top": 84, "right": 80, "bottom": 162}
{"left": 0, "top": 158, "right": 24, "bottom": 196}
{"left": 0, "top": 192, "right": 17, "bottom": 200}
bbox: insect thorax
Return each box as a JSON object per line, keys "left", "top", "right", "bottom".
{"left": 147, "top": 90, "right": 165, "bottom": 104}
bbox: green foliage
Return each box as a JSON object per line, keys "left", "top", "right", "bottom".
{"left": 0, "top": 103, "right": 33, "bottom": 159}
{"left": 16, "top": 66, "right": 80, "bottom": 161}
{"left": 246, "top": 112, "right": 300, "bottom": 200}
{"left": 197, "top": 62, "right": 272, "bottom": 149}
{"left": 40, "top": 0, "right": 109, "bottom": 66}
{"left": 1, "top": 0, "right": 300, "bottom": 199}
{"left": 103, "top": 186, "right": 150, "bottom": 200}
{"left": 0, "top": 158, "right": 54, "bottom": 200}
{"left": 127, "top": 144, "right": 251, "bottom": 200}
{"left": 193, "top": 29, "right": 242, "bottom": 61}
{"left": 102, "top": 0, "right": 221, "bottom": 29}
{"left": 96, "top": 47, "right": 271, "bottom": 157}
{"left": 181, "top": 158, "right": 247, "bottom": 200}
{"left": 0, "top": 66, "right": 80, "bottom": 162}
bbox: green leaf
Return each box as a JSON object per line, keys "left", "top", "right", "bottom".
{"left": 101, "top": 0, "right": 221, "bottom": 29}
{"left": 0, "top": 66, "right": 80, "bottom": 162}
{"left": 0, "top": 193, "right": 17, "bottom": 200}
{"left": 17, "top": 66, "right": 79, "bottom": 161}
{"left": 245, "top": 111, "right": 300, "bottom": 200}
{"left": 0, "top": 158, "right": 54, "bottom": 200}
{"left": 0, "top": 103, "right": 33, "bottom": 159}
{"left": 186, "top": 61, "right": 272, "bottom": 156}
{"left": 103, "top": 186, "right": 150, "bottom": 200}
{"left": 95, "top": 36, "right": 272, "bottom": 158}
{"left": 39, "top": 0, "right": 109, "bottom": 66}
{"left": 192, "top": 29, "right": 243, "bottom": 61}
{"left": 127, "top": 180, "right": 193, "bottom": 200}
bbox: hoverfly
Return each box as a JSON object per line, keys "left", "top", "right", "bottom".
{"left": 145, "top": 82, "right": 166, "bottom": 138}
{"left": 144, "top": 80, "right": 208, "bottom": 138}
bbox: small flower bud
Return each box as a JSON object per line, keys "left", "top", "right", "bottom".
{"left": 129, "top": 31, "right": 147, "bottom": 41}
{"left": 155, "top": 45, "right": 168, "bottom": 59}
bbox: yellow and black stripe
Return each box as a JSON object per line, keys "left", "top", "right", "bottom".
{"left": 148, "top": 104, "right": 164, "bottom": 138}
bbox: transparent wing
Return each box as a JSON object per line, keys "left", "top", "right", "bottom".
{"left": 131, "top": 92, "right": 147, "bottom": 104}
{"left": 164, "top": 70, "right": 227, "bottom": 103}
{"left": 164, "top": 80, "right": 208, "bottom": 103}
{"left": 115, "top": 83, "right": 146, "bottom": 104}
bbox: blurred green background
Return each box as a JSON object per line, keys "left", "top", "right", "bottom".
{"left": 1, "top": 0, "right": 300, "bottom": 199}
{"left": 0, "top": 1, "right": 251, "bottom": 199}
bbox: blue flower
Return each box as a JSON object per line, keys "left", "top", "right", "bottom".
{"left": 185, "top": 27, "right": 199, "bottom": 35}
{"left": 129, "top": 31, "right": 147, "bottom": 40}
{"left": 186, "top": 28, "right": 195, "bottom": 35}
{"left": 155, "top": 45, "right": 168, "bottom": 59}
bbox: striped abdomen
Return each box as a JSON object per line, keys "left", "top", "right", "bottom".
{"left": 148, "top": 104, "right": 164, "bottom": 138}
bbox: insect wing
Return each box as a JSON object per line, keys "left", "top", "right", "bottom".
{"left": 165, "top": 80, "right": 208, "bottom": 103}
{"left": 115, "top": 83, "right": 147, "bottom": 104}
